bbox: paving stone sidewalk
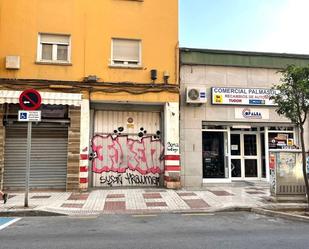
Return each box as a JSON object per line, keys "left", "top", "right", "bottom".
{"left": 0, "top": 183, "right": 282, "bottom": 216}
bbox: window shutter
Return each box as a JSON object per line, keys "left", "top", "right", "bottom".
{"left": 40, "top": 34, "right": 70, "bottom": 44}
{"left": 113, "top": 39, "right": 140, "bottom": 62}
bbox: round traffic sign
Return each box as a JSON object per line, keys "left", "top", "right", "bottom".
{"left": 19, "top": 89, "right": 42, "bottom": 110}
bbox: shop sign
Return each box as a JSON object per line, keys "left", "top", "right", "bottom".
{"left": 212, "top": 87, "right": 279, "bottom": 106}
{"left": 235, "top": 108, "right": 269, "bottom": 120}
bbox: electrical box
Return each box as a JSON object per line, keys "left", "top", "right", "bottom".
{"left": 269, "top": 150, "right": 307, "bottom": 197}
{"left": 6, "top": 55, "right": 20, "bottom": 69}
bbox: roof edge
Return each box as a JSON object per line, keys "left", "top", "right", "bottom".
{"left": 180, "top": 47, "right": 309, "bottom": 60}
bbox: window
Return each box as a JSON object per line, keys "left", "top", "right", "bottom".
{"left": 37, "top": 34, "right": 71, "bottom": 63}
{"left": 111, "top": 38, "right": 141, "bottom": 67}
{"left": 268, "top": 126, "right": 296, "bottom": 149}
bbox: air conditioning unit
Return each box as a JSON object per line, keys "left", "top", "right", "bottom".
{"left": 186, "top": 87, "right": 207, "bottom": 104}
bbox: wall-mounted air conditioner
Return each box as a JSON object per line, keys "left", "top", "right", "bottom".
{"left": 186, "top": 87, "right": 207, "bottom": 104}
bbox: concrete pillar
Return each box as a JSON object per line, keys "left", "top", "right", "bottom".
{"left": 164, "top": 102, "right": 180, "bottom": 189}
{"left": 66, "top": 106, "right": 81, "bottom": 191}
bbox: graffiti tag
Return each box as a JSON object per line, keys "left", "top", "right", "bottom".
{"left": 124, "top": 173, "right": 160, "bottom": 186}
{"left": 99, "top": 172, "right": 160, "bottom": 187}
{"left": 92, "top": 135, "right": 164, "bottom": 174}
{"left": 100, "top": 174, "right": 123, "bottom": 186}
{"left": 167, "top": 142, "right": 179, "bottom": 153}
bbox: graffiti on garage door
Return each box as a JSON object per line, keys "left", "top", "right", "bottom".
{"left": 91, "top": 132, "right": 164, "bottom": 187}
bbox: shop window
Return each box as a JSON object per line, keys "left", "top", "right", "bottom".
{"left": 268, "top": 126, "right": 296, "bottom": 149}
{"left": 269, "top": 126, "right": 294, "bottom": 131}
{"left": 111, "top": 38, "right": 141, "bottom": 67}
{"left": 202, "top": 123, "right": 228, "bottom": 130}
{"left": 268, "top": 132, "right": 294, "bottom": 149}
{"left": 202, "top": 131, "right": 228, "bottom": 179}
{"left": 37, "top": 33, "right": 71, "bottom": 64}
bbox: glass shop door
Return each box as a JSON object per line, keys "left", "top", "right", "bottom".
{"left": 231, "top": 132, "right": 260, "bottom": 179}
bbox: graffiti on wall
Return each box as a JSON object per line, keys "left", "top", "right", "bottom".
{"left": 99, "top": 171, "right": 160, "bottom": 187}
{"left": 270, "top": 169, "right": 276, "bottom": 193}
{"left": 92, "top": 135, "right": 164, "bottom": 174}
{"left": 167, "top": 142, "right": 179, "bottom": 153}
{"left": 91, "top": 127, "right": 164, "bottom": 186}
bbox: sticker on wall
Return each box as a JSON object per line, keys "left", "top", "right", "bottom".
{"left": 127, "top": 117, "right": 134, "bottom": 129}
{"left": 269, "top": 154, "right": 276, "bottom": 170}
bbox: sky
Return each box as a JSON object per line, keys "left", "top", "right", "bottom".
{"left": 179, "top": 0, "right": 309, "bottom": 54}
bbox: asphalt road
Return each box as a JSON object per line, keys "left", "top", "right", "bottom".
{"left": 0, "top": 212, "right": 309, "bottom": 249}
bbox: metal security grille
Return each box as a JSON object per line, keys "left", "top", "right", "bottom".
{"left": 92, "top": 110, "right": 163, "bottom": 187}
{"left": 3, "top": 123, "right": 68, "bottom": 190}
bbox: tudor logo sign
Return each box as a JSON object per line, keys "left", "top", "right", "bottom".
{"left": 242, "top": 108, "right": 262, "bottom": 119}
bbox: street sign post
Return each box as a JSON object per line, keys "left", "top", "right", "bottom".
{"left": 19, "top": 89, "right": 42, "bottom": 208}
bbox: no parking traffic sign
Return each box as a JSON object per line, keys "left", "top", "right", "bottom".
{"left": 19, "top": 89, "right": 42, "bottom": 110}
{"left": 18, "top": 89, "right": 42, "bottom": 207}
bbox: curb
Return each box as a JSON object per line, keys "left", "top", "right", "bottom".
{"left": 0, "top": 210, "right": 67, "bottom": 217}
{"left": 251, "top": 207, "right": 309, "bottom": 223}
{"left": 1, "top": 206, "right": 309, "bottom": 222}
{"left": 1, "top": 206, "right": 253, "bottom": 217}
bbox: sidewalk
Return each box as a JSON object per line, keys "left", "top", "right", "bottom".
{"left": 0, "top": 182, "right": 306, "bottom": 216}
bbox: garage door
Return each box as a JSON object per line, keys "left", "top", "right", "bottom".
{"left": 92, "top": 110, "right": 164, "bottom": 187}
{"left": 3, "top": 123, "right": 68, "bottom": 190}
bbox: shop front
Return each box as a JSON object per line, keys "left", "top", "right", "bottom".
{"left": 202, "top": 123, "right": 297, "bottom": 183}
{"left": 0, "top": 90, "right": 83, "bottom": 191}
{"left": 180, "top": 48, "right": 309, "bottom": 187}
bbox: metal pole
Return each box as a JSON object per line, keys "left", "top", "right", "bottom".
{"left": 24, "top": 121, "right": 32, "bottom": 208}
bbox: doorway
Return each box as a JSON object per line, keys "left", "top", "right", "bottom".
{"left": 230, "top": 132, "right": 261, "bottom": 179}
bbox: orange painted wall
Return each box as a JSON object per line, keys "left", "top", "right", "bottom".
{"left": 0, "top": 0, "right": 178, "bottom": 87}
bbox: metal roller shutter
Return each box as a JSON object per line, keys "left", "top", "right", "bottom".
{"left": 4, "top": 123, "right": 68, "bottom": 190}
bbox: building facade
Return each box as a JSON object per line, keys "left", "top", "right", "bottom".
{"left": 180, "top": 48, "right": 309, "bottom": 187}
{"left": 0, "top": 0, "right": 179, "bottom": 191}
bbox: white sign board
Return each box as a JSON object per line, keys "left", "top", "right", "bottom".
{"left": 235, "top": 108, "right": 269, "bottom": 120}
{"left": 18, "top": 110, "right": 41, "bottom": 122}
{"left": 212, "top": 87, "right": 279, "bottom": 106}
